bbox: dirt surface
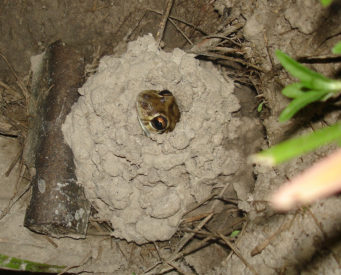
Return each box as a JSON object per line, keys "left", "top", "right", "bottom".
{"left": 0, "top": 0, "right": 340, "bottom": 274}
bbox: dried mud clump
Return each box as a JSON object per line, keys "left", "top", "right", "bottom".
{"left": 62, "top": 34, "right": 240, "bottom": 244}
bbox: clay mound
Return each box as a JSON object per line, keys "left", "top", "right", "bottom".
{"left": 62, "top": 34, "right": 240, "bottom": 244}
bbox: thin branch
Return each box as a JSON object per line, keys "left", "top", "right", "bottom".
{"left": 219, "top": 233, "right": 258, "bottom": 275}
{"left": 146, "top": 8, "right": 208, "bottom": 35}
{"left": 306, "top": 207, "right": 341, "bottom": 268}
{"left": 251, "top": 212, "right": 297, "bottom": 256}
{"left": 145, "top": 215, "right": 214, "bottom": 274}
{"left": 175, "top": 182, "right": 231, "bottom": 254}
{"left": 175, "top": 212, "right": 214, "bottom": 255}
{"left": 183, "top": 193, "right": 216, "bottom": 216}
{"left": 165, "top": 260, "right": 190, "bottom": 275}
{"left": 124, "top": 10, "right": 148, "bottom": 42}
{"left": 44, "top": 235, "right": 58, "bottom": 248}
{"left": 154, "top": 236, "right": 213, "bottom": 274}
{"left": 168, "top": 18, "right": 193, "bottom": 45}
{"left": 0, "top": 51, "right": 30, "bottom": 102}
{"left": 190, "top": 50, "right": 264, "bottom": 71}
{"left": 182, "top": 212, "right": 212, "bottom": 223}
{"left": 0, "top": 80, "right": 23, "bottom": 99}
{"left": 58, "top": 250, "right": 92, "bottom": 275}
{"left": 144, "top": 260, "right": 162, "bottom": 274}
{"left": 5, "top": 148, "right": 22, "bottom": 177}
{"left": 208, "top": 46, "right": 244, "bottom": 54}
{"left": 192, "top": 22, "right": 244, "bottom": 51}
{"left": 156, "top": 0, "right": 174, "bottom": 47}
{"left": 0, "top": 176, "right": 31, "bottom": 220}
{"left": 225, "top": 220, "right": 248, "bottom": 262}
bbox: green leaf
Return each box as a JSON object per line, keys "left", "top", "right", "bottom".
{"left": 230, "top": 230, "right": 240, "bottom": 237}
{"left": 0, "top": 254, "right": 65, "bottom": 273}
{"left": 257, "top": 101, "right": 265, "bottom": 112}
{"left": 281, "top": 83, "right": 306, "bottom": 98}
{"left": 275, "top": 51, "right": 335, "bottom": 90}
{"left": 320, "top": 0, "right": 333, "bottom": 6}
{"left": 279, "top": 91, "right": 327, "bottom": 122}
{"left": 250, "top": 122, "right": 341, "bottom": 165}
{"left": 332, "top": 41, "right": 341, "bottom": 54}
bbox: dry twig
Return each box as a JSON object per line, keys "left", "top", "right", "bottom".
{"left": 219, "top": 233, "right": 258, "bottom": 275}
{"left": 58, "top": 250, "right": 92, "bottom": 275}
{"left": 224, "top": 220, "right": 248, "bottom": 262}
{"left": 165, "top": 261, "right": 191, "bottom": 275}
{"left": 183, "top": 193, "right": 216, "bottom": 216}
{"left": 152, "top": 242, "right": 192, "bottom": 275}
{"left": 146, "top": 8, "right": 207, "bottom": 35}
{"left": 251, "top": 212, "right": 297, "bottom": 256}
{"left": 145, "top": 183, "right": 233, "bottom": 274}
{"left": 155, "top": 0, "right": 174, "bottom": 47}
{"left": 174, "top": 184, "right": 231, "bottom": 255}
{"left": 151, "top": 237, "right": 213, "bottom": 274}
{"left": 306, "top": 207, "right": 341, "bottom": 268}
{"left": 183, "top": 212, "right": 212, "bottom": 223}
{"left": 183, "top": 216, "right": 246, "bottom": 238}
{"left": 192, "top": 22, "right": 244, "bottom": 51}
{"left": 168, "top": 18, "right": 193, "bottom": 45}
{"left": 0, "top": 167, "right": 30, "bottom": 221}
{"left": 176, "top": 212, "right": 214, "bottom": 255}
{"left": 0, "top": 80, "right": 22, "bottom": 99}
{"left": 176, "top": 183, "right": 231, "bottom": 251}
{"left": 44, "top": 235, "right": 58, "bottom": 248}
{"left": 190, "top": 51, "right": 263, "bottom": 71}
{"left": 124, "top": 10, "right": 148, "bottom": 42}
{"left": 5, "top": 147, "right": 22, "bottom": 177}
{"left": 0, "top": 51, "right": 29, "bottom": 102}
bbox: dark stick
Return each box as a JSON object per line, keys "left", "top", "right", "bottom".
{"left": 24, "top": 41, "right": 91, "bottom": 237}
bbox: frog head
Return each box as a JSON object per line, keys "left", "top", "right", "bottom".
{"left": 136, "top": 90, "right": 180, "bottom": 137}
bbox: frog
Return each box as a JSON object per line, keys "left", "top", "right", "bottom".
{"left": 136, "top": 89, "right": 180, "bottom": 137}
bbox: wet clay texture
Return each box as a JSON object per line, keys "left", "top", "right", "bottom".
{"left": 62, "top": 35, "right": 240, "bottom": 244}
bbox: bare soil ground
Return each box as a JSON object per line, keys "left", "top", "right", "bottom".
{"left": 0, "top": 0, "right": 340, "bottom": 274}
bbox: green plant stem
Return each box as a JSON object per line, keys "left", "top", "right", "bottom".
{"left": 0, "top": 254, "right": 65, "bottom": 273}
{"left": 279, "top": 91, "right": 327, "bottom": 122}
{"left": 250, "top": 123, "right": 341, "bottom": 165}
{"left": 275, "top": 50, "right": 341, "bottom": 91}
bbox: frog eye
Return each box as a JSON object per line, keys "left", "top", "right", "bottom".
{"left": 143, "top": 94, "right": 151, "bottom": 100}
{"left": 158, "top": 90, "right": 173, "bottom": 96}
{"left": 150, "top": 115, "right": 168, "bottom": 131}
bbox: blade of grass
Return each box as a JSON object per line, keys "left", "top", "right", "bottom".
{"left": 279, "top": 90, "right": 327, "bottom": 122}
{"left": 281, "top": 83, "right": 306, "bottom": 98}
{"left": 275, "top": 51, "right": 337, "bottom": 90}
{"left": 276, "top": 50, "right": 328, "bottom": 82}
{"left": 0, "top": 254, "right": 65, "bottom": 273}
{"left": 249, "top": 122, "right": 341, "bottom": 166}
